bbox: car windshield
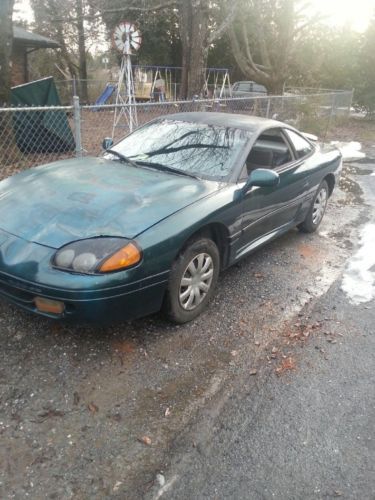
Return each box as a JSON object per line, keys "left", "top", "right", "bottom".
{"left": 107, "top": 119, "right": 251, "bottom": 180}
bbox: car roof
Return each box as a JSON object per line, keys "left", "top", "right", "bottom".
{"left": 157, "top": 112, "right": 287, "bottom": 133}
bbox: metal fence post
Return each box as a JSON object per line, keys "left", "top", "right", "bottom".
{"left": 348, "top": 89, "right": 354, "bottom": 117}
{"left": 73, "top": 95, "right": 83, "bottom": 158}
{"left": 266, "top": 98, "right": 271, "bottom": 118}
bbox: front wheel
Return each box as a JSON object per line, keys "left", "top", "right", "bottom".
{"left": 163, "top": 238, "right": 220, "bottom": 324}
{"left": 298, "top": 180, "right": 329, "bottom": 233}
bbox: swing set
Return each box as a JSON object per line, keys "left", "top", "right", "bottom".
{"left": 133, "top": 65, "right": 176, "bottom": 101}
{"left": 202, "top": 68, "right": 231, "bottom": 100}
{"left": 132, "top": 65, "right": 231, "bottom": 102}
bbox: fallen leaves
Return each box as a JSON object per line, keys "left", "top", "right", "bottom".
{"left": 284, "top": 321, "right": 323, "bottom": 342}
{"left": 275, "top": 356, "right": 296, "bottom": 375}
{"left": 138, "top": 435, "right": 152, "bottom": 446}
{"left": 297, "top": 243, "right": 315, "bottom": 259}
{"left": 87, "top": 402, "right": 99, "bottom": 414}
{"left": 113, "top": 339, "right": 136, "bottom": 354}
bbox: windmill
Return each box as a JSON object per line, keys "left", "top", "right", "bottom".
{"left": 112, "top": 21, "right": 142, "bottom": 137}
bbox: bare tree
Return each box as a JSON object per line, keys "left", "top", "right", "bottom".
{"left": 31, "top": 0, "right": 78, "bottom": 79}
{"left": 229, "top": 0, "right": 320, "bottom": 94}
{"left": 31, "top": 0, "right": 100, "bottom": 100}
{"left": 0, "top": 0, "right": 15, "bottom": 105}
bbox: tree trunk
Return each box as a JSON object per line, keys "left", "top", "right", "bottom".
{"left": 178, "top": 0, "right": 209, "bottom": 99}
{"left": 188, "top": 4, "right": 209, "bottom": 97}
{"left": 0, "top": 0, "right": 15, "bottom": 105}
{"left": 76, "top": 0, "right": 88, "bottom": 102}
{"left": 266, "top": 79, "right": 285, "bottom": 95}
{"left": 178, "top": 0, "right": 192, "bottom": 99}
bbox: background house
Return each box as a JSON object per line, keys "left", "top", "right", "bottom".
{"left": 11, "top": 26, "right": 60, "bottom": 86}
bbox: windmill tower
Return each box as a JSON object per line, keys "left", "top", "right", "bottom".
{"left": 112, "top": 21, "right": 142, "bottom": 137}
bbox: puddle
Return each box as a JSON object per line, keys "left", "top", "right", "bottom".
{"left": 330, "top": 141, "right": 366, "bottom": 161}
{"left": 345, "top": 166, "right": 373, "bottom": 176}
{"left": 341, "top": 224, "right": 375, "bottom": 305}
{"left": 350, "top": 157, "right": 375, "bottom": 165}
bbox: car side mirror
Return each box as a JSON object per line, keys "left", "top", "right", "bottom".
{"left": 102, "top": 137, "right": 113, "bottom": 150}
{"left": 243, "top": 168, "right": 280, "bottom": 193}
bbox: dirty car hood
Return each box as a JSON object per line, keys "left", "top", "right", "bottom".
{"left": 0, "top": 157, "right": 218, "bottom": 248}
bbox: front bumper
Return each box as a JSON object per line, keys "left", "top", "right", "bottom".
{"left": 0, "top": 270, "right": 168, "bottom": 322}
{"left": 0, "top": 228, "right": 170, "bottom": 323}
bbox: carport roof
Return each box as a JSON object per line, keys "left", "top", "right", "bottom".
{"left": 13, "top": 26, "right": 60, "bottom": 49}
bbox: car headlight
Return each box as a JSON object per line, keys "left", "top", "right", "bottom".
{"left": 52, "top": 238, "right": 142, "bottom": 274}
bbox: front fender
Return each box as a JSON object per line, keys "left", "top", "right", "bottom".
{"left": 136, "top": 184, "right": 241, "bottom": 274}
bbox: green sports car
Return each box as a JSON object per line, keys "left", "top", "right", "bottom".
{"left": 0, "top": 112, "right": 342, "bottom": 323}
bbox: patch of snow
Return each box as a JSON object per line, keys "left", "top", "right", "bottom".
{"left": 330, "top": 141, "right": 366, "bottom": 161}
{"left": 341, "top": 224, "right": 375, "bottom": 305}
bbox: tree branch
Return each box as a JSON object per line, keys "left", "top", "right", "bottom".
{"left": 294, "top": 13, "right": 324, "bottom": 36}
{"left": 229, "top": 27, "right": 269, "bottom": 80}
{"left": 208, "top": 0, "right": 240, "bottom": 44}
{"left": 50, "top": 0, "right": 177, "bottom": 22}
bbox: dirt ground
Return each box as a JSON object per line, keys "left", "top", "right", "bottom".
{"left": 0, "top": 118, "right": 373, "bottom": 499}
{"left": 327, "top": 117, "right": 375, "bottom": 146}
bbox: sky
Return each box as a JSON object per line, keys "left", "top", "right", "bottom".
{"left": 13, "top": 0, "right": 375, "bottom": 33}
{"left": 308, "top": 0, "right": 374, "bottom": 32}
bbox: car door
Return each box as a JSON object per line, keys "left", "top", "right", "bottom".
{"left": 236, "top": 127, "right": 312, "bottom": 258}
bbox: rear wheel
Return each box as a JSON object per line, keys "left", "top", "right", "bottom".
{"left": 298, "top": 180, "right": 329, "bottom": 233}
{"left": 163, "top": 238, "right": 220, "bottom": 324}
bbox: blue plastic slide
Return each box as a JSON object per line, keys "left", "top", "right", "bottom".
{"left": 94, "top": 84, "right": 116, "bottom": 106}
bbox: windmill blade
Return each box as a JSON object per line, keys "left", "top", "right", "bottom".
{"left": 113, "top": 21, "right": 142, "bottom": 53}
{"left": 123, "top": 22, "right": 133, "bottom": 33}
{"left": 130, "top": 31, "right": 142, "bottom": 50}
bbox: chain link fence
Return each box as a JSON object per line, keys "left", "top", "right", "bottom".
{"left": 0, "top": 91, "right": 353, "bottom": 181}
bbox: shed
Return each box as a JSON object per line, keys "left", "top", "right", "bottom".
{"left": 12, "top": 26, "right": 60, "bottom": 86}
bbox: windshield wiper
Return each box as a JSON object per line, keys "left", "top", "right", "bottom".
{"left": 136, "top": 161, "right": 199, "bottom": 179}
{"left": 105, "top": 149, "right": 140, "bottom": 169}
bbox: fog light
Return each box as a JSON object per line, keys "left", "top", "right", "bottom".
{"left": 34, "top": 297, "right": 65, "bottom": 315}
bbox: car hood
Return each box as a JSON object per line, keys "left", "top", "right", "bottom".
{"left": 0, "top": 157, "right": 219, "bottom": 248}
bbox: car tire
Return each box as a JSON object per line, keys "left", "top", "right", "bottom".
{"left": 163, "top": 237, "right": 220, "bottom": 324}
{"left": 298, "top": 180, "right": 329, "bottom": 233}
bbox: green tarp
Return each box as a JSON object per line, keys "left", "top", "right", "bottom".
{"left": 11, "top": 77, "right": 75, "bottom": 154}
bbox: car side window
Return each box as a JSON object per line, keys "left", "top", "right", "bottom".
{"left": 243, "top": 129, "right": 293, "bottom": 177}
{"left": 284, "top": 129, "right": 313, "bottom": 159}
{"left": 253, "top": 84, "right": 266, "bottom": 93}
{"left": 237, "top": 83, "right": 251, "bottom": 92}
